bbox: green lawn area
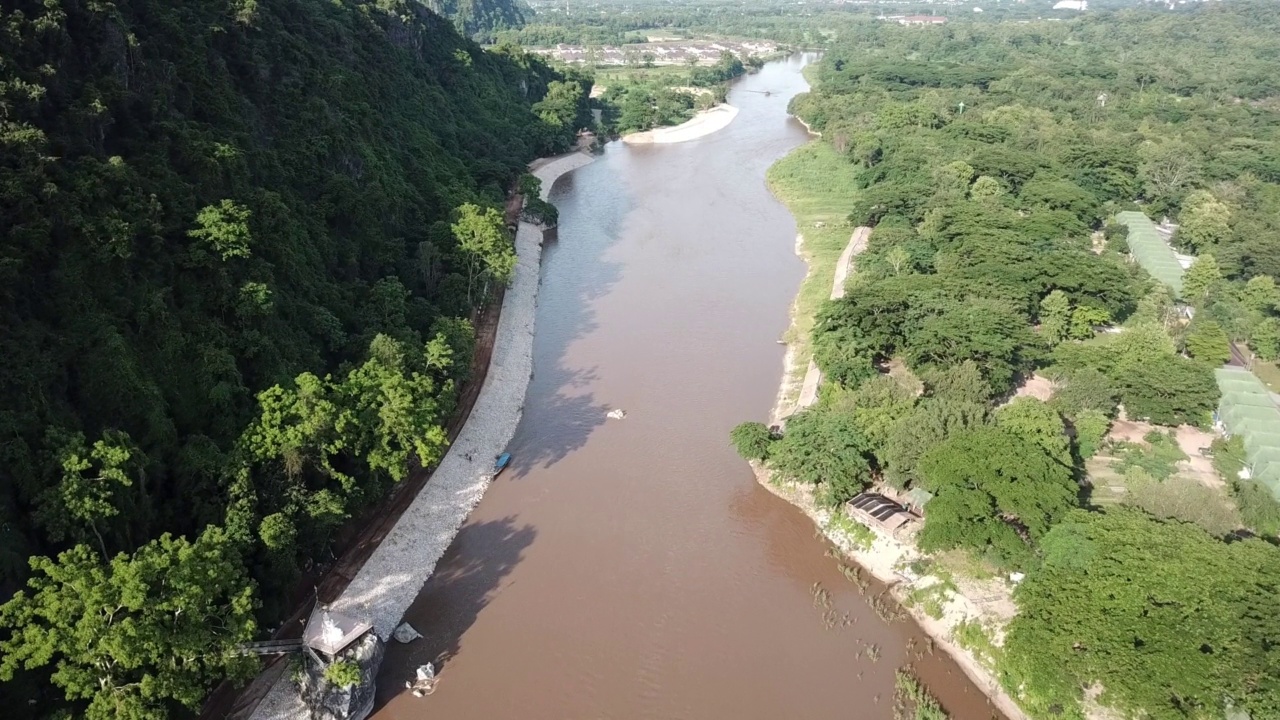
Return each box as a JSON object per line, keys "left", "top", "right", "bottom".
{"left": 592, "top": 64, "right": 689, "bottom": 86}
{"left": 801, "top": 61, "right": 820, "bottom": 86}
{"left": 1250, "top": 359, "right": 1280, "bottom": 392}
{"left": 765, "top": 141, "right": 859, "bottom": 393}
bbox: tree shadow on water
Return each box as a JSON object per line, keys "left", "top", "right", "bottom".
{"left": 506, "top": 364, "right": 609, "bottom": 478}
{"left": 372, "top": 516, "right": 535, "bottom": 709}
{"left": 502, "top": 156, "right": 626, "bottom": 478}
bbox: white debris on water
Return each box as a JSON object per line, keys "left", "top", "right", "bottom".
{"left": 250, "top": 151, "right": 595, "bottom": 719}
{"left": 606, "top": 408, "right": 627, "bottom": 420}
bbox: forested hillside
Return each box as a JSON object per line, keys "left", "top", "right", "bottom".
{"left": 426, "top": 0, "right": 528, "bottom": 38}
{"left": 737, "top": 3, "right": 1280, "bottom": 718}
{"left": 0, "top": 0, "right": 589, "bottom": 716}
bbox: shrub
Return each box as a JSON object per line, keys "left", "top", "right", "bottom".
{"left": 323, "top": 660, "right": 363, "bottom": 688}
{"left": 1233, "top": 480, "right": 1280, "bottom": 538}
{"left": 770, "top": 407, "right": 874, "bottom": 491}
{"left": 1073, "top": 408, "right": 1111, "bottom": 460}
{"left": 729, "top": 421, "right": 775, "bottom": 462}
{"left": 1123, "top": 474, "right": 1242, "bottom": 537}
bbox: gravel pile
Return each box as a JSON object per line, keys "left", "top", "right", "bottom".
{"left": 252, "top": 151, "right": 595, "bottom": 719}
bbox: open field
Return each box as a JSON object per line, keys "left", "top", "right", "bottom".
{"left": 1250, "top": 359, "right": 1280, "bottom": 393}
{"left": 592, "top": 64, "right": 690, "bottom": 85}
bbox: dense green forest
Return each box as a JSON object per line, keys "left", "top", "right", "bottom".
{"left": 0, "top": 0, "right": 589, "bottom": 716}
{"left": 496, "top": 0, "right": 1189, "bottom": 47}
{"left": 429, "top": 0, "right": 529, "bottom": 38}
{"left": 736, "top": 3, "right": 1280, "bottom": 718}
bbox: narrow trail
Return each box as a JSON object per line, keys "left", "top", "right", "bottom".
{"left": 795, "top": 226, "right": 871, "bottom": 411}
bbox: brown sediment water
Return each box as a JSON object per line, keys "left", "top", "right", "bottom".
{"left": 373, "top": 55, "right": 1007, "bottom": 720}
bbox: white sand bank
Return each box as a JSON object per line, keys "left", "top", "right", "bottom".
{"left": 621, "top": 104, "right": 739, "bottom": 145}
{"left": 250, "top": 150, "right": 595, "bottom": 719}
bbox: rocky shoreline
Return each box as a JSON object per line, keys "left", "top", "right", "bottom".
{"left": 249, "top": 150, "right": 596, "bottom": 719}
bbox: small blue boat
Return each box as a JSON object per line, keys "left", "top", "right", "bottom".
{"left": 494, "top": 452, "right": 511, "bottom": 475}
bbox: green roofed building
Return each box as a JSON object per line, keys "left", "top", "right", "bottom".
{"left": 1116, "top": 211, "right": 1185, "bottom": 296}
{"left": 1215, "top": 367, "right": 1280, "bottom": 498}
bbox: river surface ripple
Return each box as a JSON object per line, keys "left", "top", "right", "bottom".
{"left": 373, "top": 54, "right": 1005, "bottom": 720}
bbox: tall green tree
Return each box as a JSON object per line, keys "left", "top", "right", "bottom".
{"left": 35, "top": 430, "right": 144, "bottom": 560}
{"left": 188, "top": 200, "right": 253, "bottom": 261}
{"left": 1183, "top": 320, "right": 1231, "bottom": 365}
{"left": 995, "top": 398, "right": 1071, "bottom": 468}
{"left": 1068, "top": 305, "right": 1110, "bottom": 339}
{"left": 1242, "top": 275, "right": 1280, "bottom": 313}
{"left": 1182, "top": 254, "right": 1224, "bottom": 305}
{"left": 1004, "top": 509, "right": 1280, "bottom": 720}
{"left": 1252, "top": 317, "right": 1280, "bottom": 360}
{"left": 1114, "top": 354, "right": 1218, "bottom": 426}
{"left": 0, "top": 528, "right": 258, "bottom": 720}
{"left": 1173, "top": 191, "right": 1231, "bottom": 253}
{"left": 883, "top": 398, "right": 988, "bottom": 489}
{"left": 906, "top": 298, "right": 1034, "bottom": 394}
{"left": 1038, "top": 290, "right": 1071, "bottom": 345}
{"left": 918, "top": 427, "right": 1077, "bottom": 563}
{"left": 771, "top": 407, "right": 874, "bottom": 507}
{"left": 453, "top": 203, "right": 517, "bottom": 307}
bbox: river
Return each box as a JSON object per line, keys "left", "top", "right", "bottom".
{"left": 373, "top": 55, "right": 1004, "bottom": 720}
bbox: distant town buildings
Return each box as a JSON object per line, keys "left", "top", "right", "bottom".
{"left": 1052, "top": 0, "right": 1088, "bottom": 9}
{"left": 531, "top": 40, "right": 778, "bottom": 67}
{"left": 885, "top": 15, "right": 948, "bottom": 25}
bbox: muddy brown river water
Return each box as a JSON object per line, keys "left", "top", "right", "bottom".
{"left": 373, "top": 55, "right": 1006, "bottom": 720}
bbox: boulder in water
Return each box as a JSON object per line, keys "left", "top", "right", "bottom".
{"left": 392, "top": 622, "right": 422, "bottom": 643}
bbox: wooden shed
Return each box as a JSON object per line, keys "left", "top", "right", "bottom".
{"left": 847, "top": 492, "right": 917, "bottom": 532}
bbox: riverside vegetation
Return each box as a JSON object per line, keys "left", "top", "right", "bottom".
{"left": 0, "top": 0, "right": 594, "bottom": 717}
{"left": 734, "top": 3, "right": 1280, "bottom": 719}
{"left": 586, "top": 50, "right": 752, "bottom": 136}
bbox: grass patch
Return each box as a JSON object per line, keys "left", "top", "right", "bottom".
{"left": 952, "top": 618, "right": 1003, "bottom": 671}
{"left": 933, "top": 548, "right": 999, "bottom": 582}
{"left": 825, "top": 510, "right": 876, "bottom": 551}
{"left": 766, "top": 141, "right": 860, "bottom": 391}
{"left": 801, "top": 61, "right": 821, "bottom": 87}
{"left": 903, "top": 562, "right": 958, "bottom": 620}
{"left": 1124, "top": 474, "right": 1242, "bottom": 537}
{"left": 1250, "top": 359, "right": 1280, "bottom": 392}
{"left": 592, "top": 64, "right": 690, "bottom": 87}
{"left": 894, "top": 669, "right": 949, "bottom": 720}
{"left": 905, "top": 580, "right": 953, "bottom": 620}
